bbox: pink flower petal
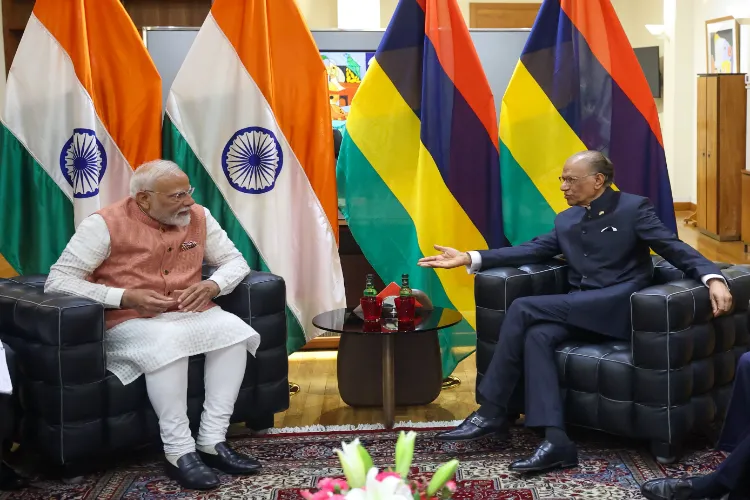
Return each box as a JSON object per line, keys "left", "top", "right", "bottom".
{"left": 375, "top": 471, "right": 401, "bottom": 481}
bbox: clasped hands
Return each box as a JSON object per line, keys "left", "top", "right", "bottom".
{"left": 418, "top": 244, "right": 733, "bottom": 318}
{"left": 120, "top": 280, "right": 220, "bottom": 315}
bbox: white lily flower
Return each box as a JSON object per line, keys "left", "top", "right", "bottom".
{"left": 335, "top": 439, "right": 368, "bottom": 488}
{"left": 344, "top": 468, "right": 413, "bottom": 500}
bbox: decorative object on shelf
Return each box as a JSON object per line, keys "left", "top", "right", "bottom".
{"left": 705, "top": 17, "right": 740, "bottom": 74}
{"left": 301, "top": 431, "right": 459, "bottom": 500}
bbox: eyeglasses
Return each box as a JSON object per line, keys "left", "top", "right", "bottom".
{"left": 145, "top": 186, "right": 195, "bottom": 201}
{"left": 558, "top": 174, "right": 599, "bottom": 185}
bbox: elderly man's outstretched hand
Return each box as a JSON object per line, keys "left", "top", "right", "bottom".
{"left": 418, "top": 245, "right": 472, "bottom": 269}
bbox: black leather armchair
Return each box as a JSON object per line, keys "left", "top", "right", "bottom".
{"left": 0, "top": 266, "right": 289, "bottom": 476}
{"left": 474, "top": 256, "right": 750, "bottom": 463}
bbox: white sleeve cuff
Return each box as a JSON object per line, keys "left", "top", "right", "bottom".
{"left": 466, "top": 251, "right": 482, "bottom": 274}
{"left": 207, "top": 276, "right": 229, "bottom": 296}
{"left": 104, "top": 288, "right": 126, "bottom": 308}
{"left": 701, "top": 274, "right": 725, "bottom": 287}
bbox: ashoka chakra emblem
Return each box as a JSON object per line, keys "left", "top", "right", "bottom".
{"left": 221, "top": 126, "right": 283, "bottom": 194}
{"left": 59, "top": 128, "right": 108, "bottom": 199}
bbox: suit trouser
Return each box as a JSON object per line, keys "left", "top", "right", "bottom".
{"left": 477, "top": 294, "right": 577, "bottom": 429}
{"left": 716, "top": 352, "right": 750, "bottom": 494}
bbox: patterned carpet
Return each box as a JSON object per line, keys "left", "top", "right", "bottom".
{"left": 0, "top": 422, "right": 727, "bottom": 500}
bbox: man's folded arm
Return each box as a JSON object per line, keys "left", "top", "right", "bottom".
{"left": 44, "top": 215, "right": 125, "bottom": 308}
{"left": 202, "top": 208, "right": 251, "bottom": 297}
{"left": 467, "top": 229, "right": 561, "bottom": 274}
{"left": 634, "top": 198, "right": 724, "bottom": 285}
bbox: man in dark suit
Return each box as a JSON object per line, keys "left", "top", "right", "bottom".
{"left": 418, "top": 150, "right": 733, "bottom": 473}
{"left": 640, "top": 352, "right": 750, "bottom": 499}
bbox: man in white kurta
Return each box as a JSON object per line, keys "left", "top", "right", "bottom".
{"left": 45, "top": 160, "right": 261, "bottom": 491}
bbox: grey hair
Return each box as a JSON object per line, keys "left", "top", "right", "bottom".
{"left": 130, "top": 159, "right": 184, "bottom": 197}
{"left": 570, "top": 150, "right": 615, "bottom": 187}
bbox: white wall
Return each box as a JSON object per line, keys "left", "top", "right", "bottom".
{"left": 297, "top": 0, "right": 338, "bottom": 29}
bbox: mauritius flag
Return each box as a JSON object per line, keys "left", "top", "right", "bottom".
{"left": 500, "top": 0, "right": 676, "bottom": 245}
{"left": 337, "top": 0, "right": 505, "bottom": 376}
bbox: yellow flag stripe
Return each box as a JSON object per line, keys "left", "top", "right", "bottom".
{"left": 500, "top": 62, "right": 619, "bottom": 216}
{"left": 345, "top": 60, "right": 486, "bottom": 327}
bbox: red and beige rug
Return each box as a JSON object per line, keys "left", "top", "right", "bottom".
{"left": 0, "top": 422, "right": 726, "bottom": 500}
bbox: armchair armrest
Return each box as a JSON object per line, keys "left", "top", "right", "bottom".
{"left": 631, "top": 264, "right": 750, "bottom": 370}
{"left": 475, "top": 259, "right": 569, "bottom": 313}
{"left": 0, "top": 277, "right": 106, "bottom": 385}
{"left": 630, "top": 264, "right": 750, "bottom": 416}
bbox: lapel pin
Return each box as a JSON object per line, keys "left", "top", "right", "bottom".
{"left": 599, "top": 211, "right": 604, "bottom": 215}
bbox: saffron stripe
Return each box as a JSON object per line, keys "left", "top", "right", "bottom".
{"left": 345, "top": 60, "right": 486, "bottom": 328}
{"left": 421, "top": 38, "right": 505, "bottom": 248}
{"left": 559, "top": 0, "right": 662, "bottom": 146}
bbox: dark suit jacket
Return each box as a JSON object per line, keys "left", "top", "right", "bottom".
{"left": 477, "top": 188, "right": 722, "bottom": 338}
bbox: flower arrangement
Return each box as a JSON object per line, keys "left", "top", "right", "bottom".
{"left": 301, "top": 431, "right": 459, "bottom": 500}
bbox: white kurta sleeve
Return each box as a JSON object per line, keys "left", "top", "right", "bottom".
{"left": 203, "top": 207, "right": 251, "bottom": 297}
{"left": 44, "top": 214, "right": 125, "bottom": 308}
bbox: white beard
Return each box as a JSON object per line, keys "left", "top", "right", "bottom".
{"left": 158, "top": 211, "right": 191, "bottom": 227}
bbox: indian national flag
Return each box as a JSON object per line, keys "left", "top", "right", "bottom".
{"left": 0, "top": 0, "right": 162, "bottom": 275}
{"left": 163, "top": 0, "right": 346, "bottom": 353}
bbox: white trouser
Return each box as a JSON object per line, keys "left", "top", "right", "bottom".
{"left": 144, "top": 341, "right": 248, "bottom": 457}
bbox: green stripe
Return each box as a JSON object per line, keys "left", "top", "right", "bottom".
{"left": 0, "top": 124, "right": 74, "bottom": 275}
{"left": 337, "top": 130, "right": 475, "bottom": 377}
{"left": 162, "top": 115, "right": 307, "bottom": 355}
{"left": 499, "top": 141, "right": 556, "bottom": 245}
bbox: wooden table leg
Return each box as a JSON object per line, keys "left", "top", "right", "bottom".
{"left": 382, "top": 335, "right": 395, "bottom": 429}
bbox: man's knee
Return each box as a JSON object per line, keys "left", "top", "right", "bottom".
{"left": 507, "top": 296, "right": 534, "bottom": 315}
{"left": 524, "top": 323, "right": 569, "bottom": 350}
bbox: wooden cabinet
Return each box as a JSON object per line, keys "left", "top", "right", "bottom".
{"left": 696, "top": 74, "right": 746, "bottom": 241}
{"left": 742, "top": 170, "right": 750, "bottom": 252}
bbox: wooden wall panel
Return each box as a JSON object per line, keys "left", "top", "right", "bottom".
{"left": 2, "top": 0, "right": 34, "bottom": 74}
{"left": 2, "top": 0, "right": 212, "bottom": 75}
{"left": 123, "top": 0, "right": 211, "bottom": 33}
{"left": 469, "top": 2, "right": 541, "bottom": 29}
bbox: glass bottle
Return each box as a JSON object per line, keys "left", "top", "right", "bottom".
{"left": 360, "top": 274, "right": 382, "bottom": 322}
{"left": 394, "top": 273, "right": 416, "bottom": 324}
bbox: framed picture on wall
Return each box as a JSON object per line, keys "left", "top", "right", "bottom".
{"left": 706, "top": 16, "right": 740, "bottom": 73}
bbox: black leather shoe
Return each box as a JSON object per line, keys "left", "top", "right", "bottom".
{"left": 434, "top": 412, "right": 509, "bottom": 441}
{"left": 640, "top": 477, "right": 699, "bottom": 500}
{"left": 165, "top": 452, "right": 220, "bottom": 490}
{"left": 198, "top": 442, "right": 262, "bottom": 475}
{"left": 509, "top": 440, "right": 578, "bottom": 473}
